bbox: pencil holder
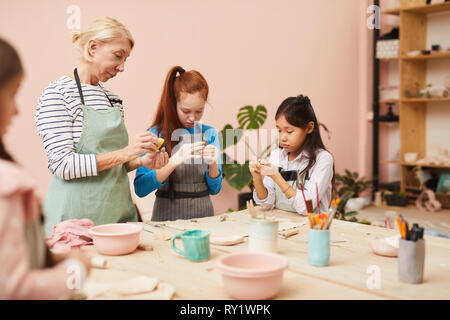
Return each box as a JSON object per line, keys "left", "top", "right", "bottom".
{"left": 308, "top": 229, "right": 330, "bottom": 267}
{"left": 398, "top": 238, "right": 425, "bottom": 284}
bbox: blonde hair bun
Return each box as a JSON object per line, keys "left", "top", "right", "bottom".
{"left": 72, "top": 17, "right": 134, "bottom": 62}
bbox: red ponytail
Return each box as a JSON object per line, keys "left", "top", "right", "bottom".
{"left": 150, "top": 66, "right": 208, "bottom": 155}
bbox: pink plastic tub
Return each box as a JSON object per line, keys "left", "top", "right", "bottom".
{"left": 88, "top": 223, "right": 143, "bottom": 256}
{"left": 216, "top": 252, "right": 288, "bottom": 300}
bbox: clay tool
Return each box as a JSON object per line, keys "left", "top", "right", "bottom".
{"left": 247, "top": 200, "right": 257, "bottom": 219}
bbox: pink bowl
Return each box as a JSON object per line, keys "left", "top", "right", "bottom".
{"left": 216, "top": 252, "right": 288, "bottom": 300}
{"left": 88, "top": 223, "right": 143, "bottom": 256}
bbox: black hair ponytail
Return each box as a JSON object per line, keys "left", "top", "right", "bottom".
{"left": 275, "top": 94, "right": 335, "bottom": 190}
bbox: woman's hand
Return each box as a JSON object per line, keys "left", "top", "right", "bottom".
{"left": 202, "top": 144, "right": 219, "bottom": 165}
{"left": 169, "top": 142, "right": 205, "bottom": 167}
{"left": 122, "top": 131, "right": 159, "bottom": 162}
{"left": 140, "top": 151, "right": 169, "bottom": 170}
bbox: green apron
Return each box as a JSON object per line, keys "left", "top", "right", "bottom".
{"left": 274, "top": 161, "right": 327, "bottom": 213}
{"left": 43, "top": 69, "right": 137, "bottom": 235}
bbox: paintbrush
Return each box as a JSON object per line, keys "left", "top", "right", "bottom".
{"left": 323, "top": 207, "right": 336, "bottom": 230}
{"left": 299, "top": 183, "right": 309, "bottom": 214}
{"left": 316, "top": 183, "right": 320, "bottom": 214}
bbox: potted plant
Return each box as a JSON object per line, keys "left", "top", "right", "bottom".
{"left": 384, "top": 191, "right": 409, "bottom": 207}
{"left": 333, "top": 191, "right": 371, "bottom": 225}
{"left": 335, "top": 169, "right": 372, "bottom": 211}
{"left": 218, "top": 105, "right": 269, "bottom": 209}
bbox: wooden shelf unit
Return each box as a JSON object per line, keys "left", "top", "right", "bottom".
{"left": 382, "top": 8, "right": 401, "bottom": 15}
{"left": 402, "top": 1, "right": 450, "bottom": 14}
{"left": 402, "top": 51, "right": 450, "bottom": 61}
{"left": 382, "top": 160, "right": 450, "bottom": 169}
{"left": 375, "top": 0, "right": 450, "bottom": 194}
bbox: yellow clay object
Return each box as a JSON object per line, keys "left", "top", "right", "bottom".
{"left": 149, "top": 138, "right": 165, "bottom": 151}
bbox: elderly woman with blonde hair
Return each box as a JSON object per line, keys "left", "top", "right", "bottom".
{"left": 35, "top": 17, "right": 168, "bottom": 235}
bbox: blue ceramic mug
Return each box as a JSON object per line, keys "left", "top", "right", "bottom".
{"left": 170, "top": 230, "right": 210, "bottom": 261}
{"left": 308, "top": 229, "right": 330, "bottom": 266}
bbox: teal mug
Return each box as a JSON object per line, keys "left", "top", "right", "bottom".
{"left": 308, "top": 229, "right": 330, "bottom": 267}
{"left": 170, "top": 230, "right": 210, "bottom": 261}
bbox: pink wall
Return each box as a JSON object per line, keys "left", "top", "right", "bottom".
{"left": 0, "top": 0, "right": 373, "bottom": 213}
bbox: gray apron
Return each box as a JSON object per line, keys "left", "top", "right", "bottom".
{"left": 274, "top": 161, "right": 328, "bottom": 213}
{"left": 25, "top": 218, "right": 54, "bottom": 269}
{"left": 151, "top": 133, "right": 214, "bottom": 221}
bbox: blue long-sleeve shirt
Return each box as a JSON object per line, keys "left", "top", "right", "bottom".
{"left": 134, "top": 123, "right": 223, "bottom": 198}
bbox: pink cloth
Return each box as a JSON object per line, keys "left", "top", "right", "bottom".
{"left": 46, "top": 219, "right": 94, "bottom": 252}
{"left": 0, "top": 159, "right": 73, "bottom": 299}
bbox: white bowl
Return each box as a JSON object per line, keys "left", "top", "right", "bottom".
{"left": 404, "top": 152, "right": 418, "bottom": 163}
{"left": 345, "top": 198, "right": 366, "bottom": 211}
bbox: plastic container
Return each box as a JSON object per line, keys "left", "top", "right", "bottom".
{"left": 89, "top": 223, "right": 142, "bottom": 256}
{"left": 216, "top": 252, "right": 288, "bottom": 300}
{"left": 308, "top": 229, "right": 330, "bottom": 266}
{"left": 248, "top": 218, "right": 278, "bottom": 253}
{"left": 398, "top": 239, "right": 425, "bottom": 284}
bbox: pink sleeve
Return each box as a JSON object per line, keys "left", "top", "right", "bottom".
{"left": 0, "top": 193, "right": 73, "bottom": 300}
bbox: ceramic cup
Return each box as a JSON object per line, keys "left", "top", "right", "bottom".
{"left": 398, "top": 238, "right": 425, "bottom": 284}
{"left": 171, "top": 230, "right": 210, "bottom": 262}
{"left": 308, "top": 229, "right": 330, "bottom": 267}
{"left": 248, "top": 219, "right": 278, "bottom": 253}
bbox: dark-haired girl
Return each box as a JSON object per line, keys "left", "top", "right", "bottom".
{"left": 250, "top": 95, "right": 334, "bottom": 214}
{"left": 134, "top": 66, "right": 223, "bottom": 221}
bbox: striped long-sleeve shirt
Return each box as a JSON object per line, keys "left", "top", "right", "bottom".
{"left": 35, "top": 76, "right": 124, "bottom": 181}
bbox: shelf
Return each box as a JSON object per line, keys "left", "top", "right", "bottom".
{"left": 379, "top": 99, "right": 399, "bottom": 104}
{"left": 377, "top": 57, "right": 399, "bottom": 61}
{"left": 382, "top": 8, "right": 400, "bottom": 15}
{"left": 402, "top": 1, "right": 450, "bottom": 14}
{"left": 402, "top": 51, "right": 450, "bottom": 61}
{"left": 381, "top": 160, "right": 450, "bottom": 169}
{"left": 402, "top": 97, "right": 450, "bottom": 103}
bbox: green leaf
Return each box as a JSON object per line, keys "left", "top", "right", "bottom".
{"left": 222, "top": 160, "right": 253, "bottom": 191}
{"left": 218, "top": 124, "right": 243, "bottom": 150}
{"left": 344, "top": 211, "right": 359, "bottom": 217}
{"left": 237, "top": 105, "right": 267, "bottom": 130}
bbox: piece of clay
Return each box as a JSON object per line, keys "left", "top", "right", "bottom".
{"left": 279, "top": 227, "right": 300, "bottom": 239}
{"left": 210, "top": 234, "right": 245, "bottom": 246}
{"left": 368, "top": 235, "right": 400, "bottom": 257}
{"left": 137, "top": 243, "right": 154, "bottom": 251}
{"left": 91, "top": 257, "right": 107, "bottom": 269}
{"left": 219, "top": 215, "right": 227, "bottom": 222}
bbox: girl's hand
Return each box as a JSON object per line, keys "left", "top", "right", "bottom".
{"left": 202, "top": 144, "right": 219, "bottom": 165}
{"left": 259, "top": 162, "right": 279, "bottom": 178}
{"left": 169, "top": 142, "right": 205, "bottom": 167}
{"left": 249, "top": 158, "right": 262, "bottom": 180}
{"left": 140, "top": 151, "right": 169, "bottom": 170}
{"left": 122, "top": 132, "right": 160, "bottom": 162}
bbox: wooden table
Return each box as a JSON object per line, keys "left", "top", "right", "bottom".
{"left": 82, "top": 209, "right": 450, "bottom": 300}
